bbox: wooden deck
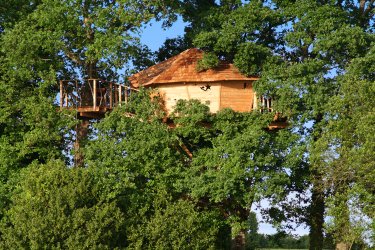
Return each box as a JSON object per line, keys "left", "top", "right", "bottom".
{"left": 77, "top": 106, "right": 112, "bottom": 119}
{"left": 59, "top": 79, "right": 132, "bottom": 119}
{"left": 268, "top": 121, "right": 289, "bottom": 130}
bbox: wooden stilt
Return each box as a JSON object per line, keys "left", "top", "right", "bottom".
{"left": 60, "top": 80, "right": 63, "bottom": 110}
{"left": 119, "top": 85, "right": 122, "bottom": 106}
{"left": 109, "top": 82, "right": 113, "bottom": 108}
{"left": 125, "top": 86, "right": 128, "bottom": 104}
{"left": 65, "top": 93, "right": 68, "bottom": 107}
{"left": 114, "top": 85, "right": 118, "bottom": 106}
{"left": 93, "top": 79, "right": 97, "bottom": 109}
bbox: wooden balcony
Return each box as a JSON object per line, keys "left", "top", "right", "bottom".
{"left": 252, "top": 95, "right": 288, "bottom": 130}
{"left": 59, "top": 79, "right": 136, "bottom": 119}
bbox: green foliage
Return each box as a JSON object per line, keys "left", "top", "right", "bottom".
{"left": 1, "top": 0, "right": 374, "bottom": 248}
{"left": 256, "top": 233, "right": 310, "bottom": 249}
{"left": 317, "top": 46, "right": 375, "bottom": 245}
{"left": 0, "top": 0, "right": 176, "bottom": 224}
{"left": 84, "top": 89, "right": 190, "bottom": 245}
{"left": 0, "top": 2, "right": 183, "bottom": 248}
{"left": 0, "top": 0, "right": 41, "bottom": 32}
{"left": 83, "top": 92, "right": 225, "bottom": 248}
{"left": 0, "top": 76, "right": 74, "bottom": 219}
{"left": 128, "top": 45, "right": 157, "bottom": 73}
{"left": 155, "top": 36, "right": 190, "bottom": 62}
{"left": 192, "top": 0, "right": 281, "bottom": 70}
{"left": 234, "top": 43, "right": 271, "bottom": 76}
{"left": 246, "top": 212, "right": 260, "bottom": 250}
{"left": 128, "top": 199, "right": 223, "bottom": 249}
{"left": 0, "top": 0, "right": 177, "bottom": 81}
{"left": 172, "top": 101, "right": 300, "bottom": 236}
{"left": 171, "top": 99, "right": 212, "bottom": 149}
{"left": 186, "top": 0, "right": 375, "bottom": 247}
{"left": 84, "top": 92, "right": 300, "bottom": 247}
{"left": 0, "top": 160, "right": 126, "bottom": 249}
{"left": 196, "top": 52, "right": 220, "bottom": 71}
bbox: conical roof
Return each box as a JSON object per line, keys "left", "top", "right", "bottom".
{"left": 129, "top": 48, "right": 258, "bottom": 88}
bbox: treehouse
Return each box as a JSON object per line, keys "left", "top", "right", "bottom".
{"left": 129, "top": 48, "right": 287, "bottom": 129}
{"left": 59, "top": 79, "right": 134, "bottom": 119}
{"left": 58, "top": 49, "right": 286, "bottom": 167}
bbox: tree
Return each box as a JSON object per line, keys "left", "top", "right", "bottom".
{"left": 266, "top": 2, "right": 374, "bottom": 248}
{"left": 2, "top": 0, "right": 177, "bottom": 79}
{"left": 0, "top": 160, "right": 126, "bottom": 249}
{"left": 81, "top": 89, "right": 301, "bottom": 248}
{"left": 154, "top": 36, "right": 190, "bottom": 62}
{"left": 186, "top": 1, "right": 375, "bottom": 248}
{"left": 246, "top": 212, "right": 260, "bottom": 250}
{"left": 1, "top": 0, "right": 374, "bottom": 248}
{"left": 0, "top": 0, "right": 177, "bottom": 218}
{"left": 317, "top": 46, "right": 375, "bottom": 248}
{"left": 128, "top": 199, "right": 224, "bottom": 249}
{"left": 171, "top": 100, "right": 301, "bottom": 249}
{"left": 84, "top": 90, "right": 229, "bottom": 248}
{"left": 0, "top": 0, "right": 42, "bottom": 33}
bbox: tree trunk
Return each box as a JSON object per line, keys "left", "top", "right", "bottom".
{"left": 332, "top": 186, "right": 351, "bottom": 250}
{"left": 309, "top": 178, "right": 325, "bottom": 250}
{"left": 231, "top": 229, "right": 246, "bottom": 250}
{"left": 309, "top": 113, "right": 325, "bottom": 250}
{"left": 74, "top": 119, "right": 89, "bottom": 167}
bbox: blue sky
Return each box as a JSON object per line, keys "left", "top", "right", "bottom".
{"left": 140, "top": 16, "right": 186, "bottom": 51}
{"left": 139, "top": 18, "right": 309, "bottom": 237}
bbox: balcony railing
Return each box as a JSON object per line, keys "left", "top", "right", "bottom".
{"left": 59, "top": 79, "right": 136, "bottom": 118}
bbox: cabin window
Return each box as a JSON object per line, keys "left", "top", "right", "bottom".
{"left": 243, "top": 82, "right": 247, "bottom": 89}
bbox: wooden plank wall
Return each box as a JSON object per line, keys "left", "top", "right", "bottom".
{"left": 220, "top": 81, "right": 254, "bottom": 112}
{"left": 156, "top": 81, "right": 254, "bottom": 114}
{"left": 187, "top": 83, "right": 220, "bottom": 112}
{"left": 157, "top": 83, "right": 221, "bottom": 113}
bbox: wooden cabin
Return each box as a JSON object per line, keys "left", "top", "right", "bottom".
{"left": 129, "top": 48, "right": 260, "bottom": 114}
{"left": 129, "top": 48, "right": 284, "bottom": 129}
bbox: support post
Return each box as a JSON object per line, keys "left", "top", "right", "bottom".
{"left": 75, "top": 80, "right": 79, "bottom": 107}
{"left": 103, "top": 81, "right": 107, "bottom": 107}
{"left": 114, "top": 85, "right": 118, "bottom": 106}
{"left": 263, "top": 96, "right": 266, "bottom": 109}
{"left": 109, "top": 82, "right": 113, "bottom": 108}
{"left": 125, "top": 85, "right": 128, "bottom": 104}
{"left": 93, "top": 79, "right": 97, "bottom": 109}
{"left": 119, "top": 84, "right": 122, "bottom": 106}
{"left": 60, "top": 80, "right": 63, "bottom": 110}
{"left": 65, "top": 94, "right": 68, "bottom": 107}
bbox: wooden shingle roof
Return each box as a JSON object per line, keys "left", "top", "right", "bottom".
{"left": 129, "top": 48, "right": 258, "bottom": 87}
